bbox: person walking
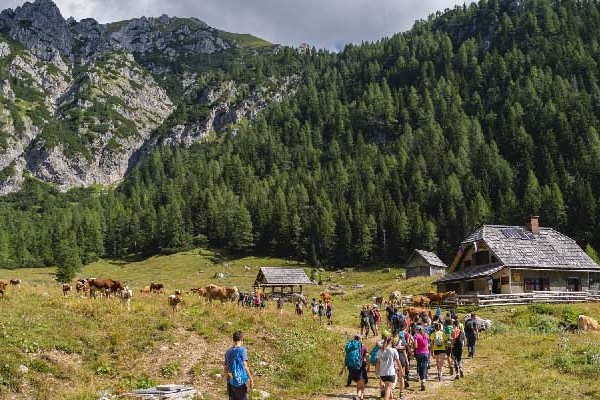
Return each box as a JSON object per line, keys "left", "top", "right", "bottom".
{"left": 465, "top": 313, "right": 479, "bottom": 357}
{"left": 414, "top": 325, "right": 430, "bottom": 391}
{"left": 376, "top": 336, "right": 404, "bottom": 400}
{"left": 396, "top": 325, "right": 413, "bottom": 389}
{"left": 444, "top": 318, "right": 454, "bottom": 375}
{"left": 372, "top": 305, "right": 381, "bottom": 335}
{"left": 276, "top": 297, "right": 284, "bottom": 314}
{"left": 318, "top": 300, "right": 325, "bottom": 323}
{"left": 224, "top": 331, "right": 254, "bottom": 400}
{"left": 326, "top": 301, "right": 333, "bottom": 325}
{"left": 311, "top": 298, "right": 319, "bottom": 319}
{"left": 360, "top": 305, "right": 371, "bottom": 337}
{"left": 429, "top": 323, "right": 447, "bottom": 381}
{"left": 451, "top": 319, "right": 465, "bottom": 379}
{"left": 340, "top": 334, "right": 368, "bottom": 400}
{"left": 368, "top": 305, "right": 376, "bottom": 336}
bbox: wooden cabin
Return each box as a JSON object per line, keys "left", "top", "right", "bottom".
{"left": 405, "top": 249, "right": 447, "bottom": 278}
{"left": 253, "top": 267, "right": 314, "bottom": 294}
{"left": 434, "top": 216, "right": 600, "bottom": 295}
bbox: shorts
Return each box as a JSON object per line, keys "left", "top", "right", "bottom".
{"left": 380, "top": 375, "right": 396, "bottom": 383}
{"left": 445, "top": 346, "right": 452, "bottom": 356}
{"left": 433, "top": 349, "right": 446, "bottom": 355}
{"left": 349, "top": 367, "right": 368, "bottom": 384}
{"left": 227, "top": 382, "right": 248, "bottom": 400}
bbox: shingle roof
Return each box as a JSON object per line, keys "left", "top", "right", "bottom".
{"left": 461, "top": 225, "right": 600, "bottom": 271}
{"left": 407, "top": 249, "right": 447, "bottom": 268}
{"left": 254, "top": 267, "right": 313, "bottom": 286}
{"left": 434, "top": 263, "right": 505, "bottom": 284}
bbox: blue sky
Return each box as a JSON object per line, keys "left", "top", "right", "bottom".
{"left": 3, "top": 0, "right": 467, "bottom": 50}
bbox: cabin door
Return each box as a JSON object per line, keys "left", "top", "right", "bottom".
{"left": 566, "top": 277, "right": 581, "bottom": 292}
{"left": 492, "top": 279, "right": 501, "bottom": 294}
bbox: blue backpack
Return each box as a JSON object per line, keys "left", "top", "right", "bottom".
{"left": 229, "top": 347, "right": 248, "bottom": 387}
{"left": 344, "top": 340, "right": 362, "bottom": 369}
{"left": 369, "top": 345, "right": 380, "bottom": 365}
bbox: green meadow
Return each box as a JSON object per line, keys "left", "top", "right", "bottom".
{"left": 0, "top": 249, "right": 598, "bottom": 399}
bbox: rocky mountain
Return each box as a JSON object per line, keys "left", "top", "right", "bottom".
{"left": 0, "top": 0, "right": 296, "bottom": 193}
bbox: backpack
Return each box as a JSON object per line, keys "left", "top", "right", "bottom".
{"left": 398, "top": 331, "right": 409, "bottom": 348}
{"left": 228, "top": 347, "right": 248, "bottom": 388}
{"left": 434, "top": 331, "right": 444, "bottom": 347}
{"left": 465, "top": 319, "right": 476, "bottom": 334}
{"left": 444, "top": 325, "right": 453, "bottom": 346}
{"left": 369, "top": 345, "right": 380, "bottom": 365}
{"left": 344, "top": 340, "right": 363, "bottom": 369}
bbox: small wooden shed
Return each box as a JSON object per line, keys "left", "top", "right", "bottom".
{"left": 253, "top": 267, "right": 313, "bottom": 294}
{"left": 405, "top": 249, "right": 447, "bottom": 278}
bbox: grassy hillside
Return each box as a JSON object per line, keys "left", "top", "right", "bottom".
{"left": 0, "top": 249, "right": 598, "bottom": 399}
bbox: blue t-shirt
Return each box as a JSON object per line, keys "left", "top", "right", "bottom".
{"left": 225, "top": 346, "right": 248, "bottom": 372}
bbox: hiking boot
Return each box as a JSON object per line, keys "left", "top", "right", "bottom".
{"left": 420, "top": 383, "right": 426, "bottom": 391}
{"left": 455, "top": 375, "right": 460, "bottom": 380}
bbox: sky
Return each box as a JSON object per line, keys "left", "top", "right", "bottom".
{"left": 2, "top": 0, "right": 467, "bottom": 51}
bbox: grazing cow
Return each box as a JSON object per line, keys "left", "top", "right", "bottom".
{"left": 320, "top": 291, "right": 332, "bottom": 303}
{"left": 140, "top": 286, "right": 151, "bottom": 294}
{"left": 62, "top": 283, "right": 72, "bottom": 296}
{"left": 88, "top": 278, "right": 124, "bottom": 298}
{"left": 424, "top": 291, "right": 456, "bottom": 306}
{"left": 403, "top": 306, "right": 432, "bottom": 321}
{"left": 76, "top": 279, "right": 90, "bottom": 296}
{"left": 578, "top": 315, "right": 599, "bottom": 332}
{"left": 150, "top": 283, "right": 165, "bottom": 294}
{"left": 9, "top": 279, "right": 21, "bottom": 287}
{"left": 373, "top": 296, "right": 387, "bottom": 308}
{"left": 412, "top": 295, "right": 431, "bottom": 308}
{"left": 290, "top": 293, "right": 308, "bottom": 305}
{"left": 205, "top": 284, "right": 238, "bottom": 305}
{"left": 389, "top": 291, "right": 402, "bottom": 306}
{"left": 168, "top": 291, "right": 183, "bottom": 313}
{"left": 0, "top": 280, "right": 7, "bottom": 297}
{"left": 118, "top": 286, "right": 133, "bottom": 311}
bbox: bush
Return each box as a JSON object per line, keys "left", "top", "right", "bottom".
{"left": 529, "top": 314, "right": 560, "bottom": 334}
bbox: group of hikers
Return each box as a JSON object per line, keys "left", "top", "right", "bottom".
{"left": 342, "top": 305, "right": 481, "bottom": 400}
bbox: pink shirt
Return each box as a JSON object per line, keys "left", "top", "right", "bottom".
{"left": 414, "top": 333, "right": 429, "bottom": 354}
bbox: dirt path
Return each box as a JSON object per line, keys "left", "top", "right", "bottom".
{"left": 309, "top": 325, "right": 483, "bottom": 400}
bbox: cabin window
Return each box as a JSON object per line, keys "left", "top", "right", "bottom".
{"left": 524, "top": 278, "right": 550, "bottom": 292}
{"left": 566, "top": 277, "right": 581, "bottom": 292}
{"left": 474, "top": 251, "right": 489, "bottom": 266}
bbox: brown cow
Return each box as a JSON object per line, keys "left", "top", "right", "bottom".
{"left": 412, "top": 295, "right": 431, "bottom": 308}
{"left": 403, "top": 306, "right": 432, "bottom": 321}
{"left": 150, "top": 283, "right": 165, "bottom": 294}
{"left": 140, "top": 286, "right": 151, "bottom": 294}
{"left": 578, "top": 315, "right": 599, "bottom": 331}
{"left": 76, "top": 279, "right": 90, "bottom": 296}
{"left": 205, "top": 284, "right": 238, "bottom": 304}
{"left": 425, "top": 291, "right": 456, "bottom": 306}
{"left": 320, "top": 291, "right": 332, "bottom": 303}
{"left": 0, "top": 281, "right": 7, "bottom": 297}
{"left": 9, "top": 279, "right": 21, "bottom": 287}
{"left": 88, "top": 278, "right": 124, "bottom": 298}
{"left": 168, "top": 291, "right": 183, "bottom": 313}
{"left": 62, "top": 283, "right": 72, "bottom": 296}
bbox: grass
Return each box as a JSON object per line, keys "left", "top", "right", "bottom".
{"left": 217, "top": 31, "right": 273, "bottom": 49}
{"left": 0, "top": 249, "right": 599, "bottom": 399}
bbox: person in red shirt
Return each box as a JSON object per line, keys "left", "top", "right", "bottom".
{"left": 414, "top": 325, "right": 430, "bottom": 391}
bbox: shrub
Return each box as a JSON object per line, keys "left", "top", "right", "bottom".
{"left": 160, "top": 362, "right": 180, "bottom": 378}
{"left": 529, "top": 314, "right": 560, "bottom": 334}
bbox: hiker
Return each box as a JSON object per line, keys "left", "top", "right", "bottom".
{"left": 465, "top": 312, "right": 479, "bottom": 357}
{"left": 367, "top": 339, "right": 383, "bottom": 374}
{"left": 444, "top": 318, "right": 454, "bottom": 375}
{"left": 317, "top": 300, "right": 325, "bottom": 323}
{"left": 224, "top": 330, "right": 254, "bottom": 400}
{"left": 360, "top": 305, "right": 371, "bottom": 337}
{"left": 276, "top": 297, "right": 284, "bottom": 314}
{"left": 368, "top": 305, "right": 376, "bottom": 336}
{"left": 326, "top": 301, "right": 333, "bottom": 325}
{"left": 451, "top": 319, "right": 465, "bottom": 379}
{"left": 396, "top": 325, "right": 412, "bottom": 388}
{"left": 372, "top": 305, "right": 381, "bottom": 335}
{"left": 385, "top": 303, "right": 394, "bottom": 328}
{"left": 430, "top": 323, "right": 447, "bottom": 381}
{"left": 376, "top": 336, "right": 404, "bottom": 400}
{"left": 295, "top": 300, "right": 304, "bottom": 316}
{"left": 414, "top": 325, "right": 430, "bottom": 391}
{"left": 340, "top": 334, "right": 368, "bottom": 400}
{"left": 311, "top": 298, "right": 319, "bottom": 318}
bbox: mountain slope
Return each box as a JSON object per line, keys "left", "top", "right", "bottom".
{"left": 0, "top": 0, "right": 295, "bottom": 193}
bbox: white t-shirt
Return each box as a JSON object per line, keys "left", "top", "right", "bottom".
{"left": 376, "top": 347, "right": 399, "bottom": 377}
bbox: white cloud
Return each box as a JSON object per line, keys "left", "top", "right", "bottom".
{"left": 2, "top": 0, "right": 467, "bottom": 50}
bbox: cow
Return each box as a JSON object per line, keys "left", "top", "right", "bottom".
{"left": 0, "top": 280, "right": 7, "bottom": 297}
{"left": 76, "top": 279, "right": 90, "bottom": 296}
{"left": 205, "top": 284, "right": 238, "bottom": 305}
{"left": 290, "top": 293, "right": 308, "bottom": 305}
{"left": 320, "top": 291, "right": 332, "bottom": 303}
{"left": 62, "top": 283, "right": 72, "bottom": 296}
{"left": 373, "top": 296, "right": 387, "bottom": 308}
{"left": 578, "top": 315, "right": 599, "bottom": 332}
{"left": 88, "top": 278, "right": 124, "bottom": 298}
{"left": 9, "top": 279, "right": 21, "bottom": 287}
{"left": 389, "top": 291, "right": 402, "bottom": 306}
{"left": 168, "top": 291, "right": 183, "bottom": 313}
{"left": 424, "top": 291, "right": 456, "bottom": 306}
{"left": 403, "top": 306, "right": 432, "bottom": 322}
{"left": 412, "top": 295, "right": 431, "bottom": 308}
{"left": 150, "top": 283, "right": 165, "bottom": 294}
{"left": 118, "top": 286, "right": 133, "bottom": 311}
{"left": 140, "top": 286, "right": 151, "bottom": 294}
{"left": 237, "top": 292, "right": 253, "bottom": 307}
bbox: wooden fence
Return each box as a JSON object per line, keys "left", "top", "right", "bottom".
{"left": 447, "top": 291, "right": 600, "bottom": 307}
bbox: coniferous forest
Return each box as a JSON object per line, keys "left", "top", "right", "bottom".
{"left": 1, "top": 0, "right": 600, "bottom": 278}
